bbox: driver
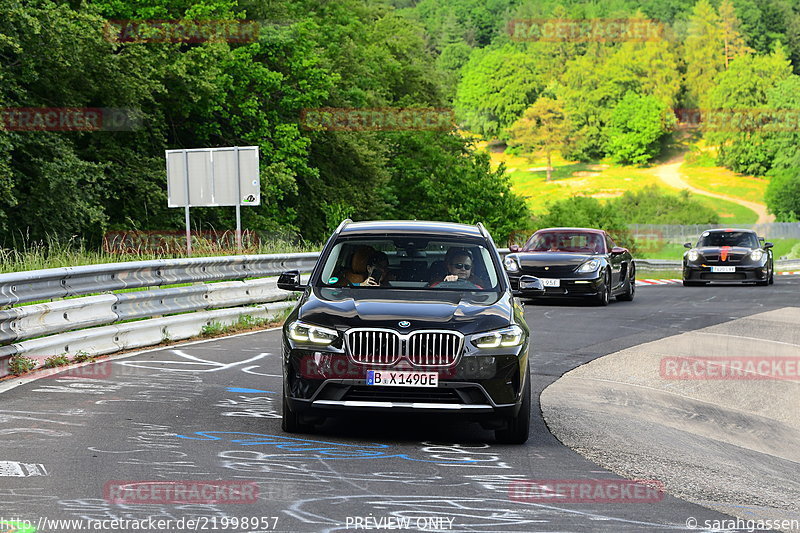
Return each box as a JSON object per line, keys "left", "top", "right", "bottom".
{"left": 430, "top": 248, "right": 483, "bottom": 288}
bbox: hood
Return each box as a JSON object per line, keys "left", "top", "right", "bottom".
{"left": 512, "top": 251, "right": 596, "bottom": 268}
{"left": 298, "top": 287, "right": 512, "bottom": 335}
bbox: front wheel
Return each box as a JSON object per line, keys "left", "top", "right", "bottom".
{"left": 495, "top": 365, "right": 531, "bottom": 445}
{"left": 617, "top": 264, "right": 635, "bottom": 302}
{"left": 594, "top": 271, "right": 611, "bottom": 306}
{"left": 282, "top": 385, "right": 313, "bottom": 434}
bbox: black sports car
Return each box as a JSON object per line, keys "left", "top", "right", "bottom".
{"left": 682, "top": 228, "right": 774, "bottom": 286}
{"left": 504, "top": 227, "right": 635, "bottom": 305}
{"left": 276, "top": 219, "right": 544, "bottom": 444}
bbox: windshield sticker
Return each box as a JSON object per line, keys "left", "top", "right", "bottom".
{"left": 328, "top": 277, "right": 338, "bottom": 284}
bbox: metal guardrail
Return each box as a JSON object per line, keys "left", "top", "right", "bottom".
{"left": 0, "top": 253, "right": 320, "bottom": 378}
{"left": 0, "top": 253, "right": 320, "bottom": 307}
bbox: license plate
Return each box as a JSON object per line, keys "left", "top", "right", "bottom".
{"left": 540, "top": 278, "right": 560, "bottom": 287}
{"left": 711, "top": 266, "right": 735, "bottom": 273}
{"left": 366, "top": 370, "right": 438, "bottom": 387}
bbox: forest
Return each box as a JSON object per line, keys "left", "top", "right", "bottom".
{"left": 1, "top": 0, "right": 799, "bottom": 252}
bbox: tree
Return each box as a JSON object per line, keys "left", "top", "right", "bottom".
{"left": 507, "top": 97, "right": 570, "bottom": 181}
{"left": 684, "top": 0, "right": 725, "bottom": 109}
{"left": 765, "top": 169, "right": 800, "bottom": 221}
{"left": 705, "top": 46, "right": 792, "bottom": 175}
{"left": 454, "top": 44, "right": 542, "bottom": 140}
{"left": 719, "top": 0, "right": 752, "bottom": 68}
{"left": 606, "top": 92, "right": 675, "bottom": 165}
{"left": 385, "top": 132, "right": 531, "bottom": 242}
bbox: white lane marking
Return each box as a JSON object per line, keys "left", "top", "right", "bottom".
{"left": 116, "top": 350, "right": 270, "bottom": 373}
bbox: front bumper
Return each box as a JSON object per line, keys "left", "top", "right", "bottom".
{"left": 683, "top": 262, "right": 769, "bottom": 283}
{"left": 283, "top": 345, "right": 527, "bottom": 420}
{"left": 508, "top": 272, "right": 603, "bottom": 297}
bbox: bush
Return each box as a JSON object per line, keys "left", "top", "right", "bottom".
{"left": 8, "top": 355, "right": 37, "bottom": 375}
{"left": 614, "top": 185, "right": 720, "bottom": 224}
{"left": 42, "top": 354, "right": 71, "bottom": 368}
{"left": 765, "top": 168, "right": 800, "bottom": 222}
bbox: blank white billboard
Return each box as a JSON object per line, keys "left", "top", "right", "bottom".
{"left": 166, "top": 146, "right": 260, "bottom": 207}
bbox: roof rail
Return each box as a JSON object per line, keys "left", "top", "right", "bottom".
{"left": 333, "top": 218, "right": 352, "bottom": 236}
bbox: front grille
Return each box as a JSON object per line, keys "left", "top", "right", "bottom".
{"left": 521, "top": 265, "right": 576, "bottom": 276}
{"left": 700, "top": 272, "right": 746, "bottom": 280}
{"left": 346, "top": 329, "right": 463, "bottom": 367}
{"left": 344, "top": 386, "right": 461, "bottom": 403}
{"left": 703, "top": 253, "right": 746, "bottom": 263}
{"left": 347, "top": 329, "right": 402, "bottom": 365}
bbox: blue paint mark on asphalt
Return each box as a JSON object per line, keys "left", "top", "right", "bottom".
{"left": 226, "top": 387, "right": 275, "bottom": 394}
{"left": 175, "top": 431, "right": 480, "bottom": 463}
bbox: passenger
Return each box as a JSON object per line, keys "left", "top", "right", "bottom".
{"left": 360, "top": 251, "right": 393, "bottom": 286}
{"left": 340, "top": 245, "right": 375, "bottom": 286}
{"left": 430, "top": 248, "right": 483, "bottom": 288}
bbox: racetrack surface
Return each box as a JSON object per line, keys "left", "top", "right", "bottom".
{"left": 1, "top": 277, "right": 798, "bottom": 533}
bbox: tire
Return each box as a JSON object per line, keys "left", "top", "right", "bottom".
{"left": 495, "top": 365, "right": 531, "bottom": 445}
{"left": 617, "top": 264, "right": 635, "bottom": 302}
{"left": 769, "top": 262, "right": 774, "bottom": 285}
{"left": 594, "top": 270, "right": 611, "bottom": 306}
{"left": 282, "top": 385, "right": 313, "bottom": 434}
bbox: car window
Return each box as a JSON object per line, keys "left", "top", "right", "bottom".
{"left": 697, "top": 231, "right": 759, "bottom": 248}
{"left": 523, "top": 232, "right": 605, "bottom": 254}
{"left": 316, "top": 237, "right": 500, "bottom": 291}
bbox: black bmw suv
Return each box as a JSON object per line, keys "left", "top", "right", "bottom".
{"left": 276, "top": 220, "right": 542, "bottom": 444}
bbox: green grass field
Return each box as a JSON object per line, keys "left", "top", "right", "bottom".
{"left": 482, "top": 143, "right": 762, "bottom": 224}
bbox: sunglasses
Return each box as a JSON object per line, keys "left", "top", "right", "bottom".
{"left": 451, "top": 263, "right": 472, "bottom": 270}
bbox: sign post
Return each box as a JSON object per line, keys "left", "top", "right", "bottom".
{"left": 166, "top": 146, "right": 260, "bottom": 256}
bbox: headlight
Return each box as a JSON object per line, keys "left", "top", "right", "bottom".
{"left": 287, "top": 321, "right": 338, "bottom": 345}
{"left": 504, "top": 256, "right": 519, "bottom": 272}
{"left": 687, "top": 249, "right": 700, "bottom": 261}
{"left": 472, "top": 325, "right": 524, "bottom": 349}
{"left": 750, "top": 249, "right": 764, "bottom": 261}
{"left": 577, "top": 259, "right": 601, "bottom": 273}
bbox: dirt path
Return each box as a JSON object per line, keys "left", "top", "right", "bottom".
{"left": 649, "top": 154, "right": 774, "bottom": 224}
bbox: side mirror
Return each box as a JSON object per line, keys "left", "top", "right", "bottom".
{"left": 683, "top": 242, "right": 693, "bottom": 249}
{"left": 277, "top": 270, "right": 305, "bottom": 291}
{"left": 513, "top": 275, "right": 544, "bottom": 297}
{"left": 611, "top": 246, "right": 626, "bottom": 255}
{"left": 764, "top": 242, "right": 774, "bottom": 249}
{"left": 509, "top": 244, "right": 520, "bottom": 253}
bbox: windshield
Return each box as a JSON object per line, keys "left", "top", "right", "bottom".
{"left": 316, "top": 237, "right": 501, "bottom": 291}
{"left": 697, "top": 231, "right": 759, "bottom": 249}
{"left": 523, "top": 231, "right": 606, "bottom": 254}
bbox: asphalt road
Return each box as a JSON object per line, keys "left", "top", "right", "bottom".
{"left": 1, "top": 277, "right": 798, "bottom": 533}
